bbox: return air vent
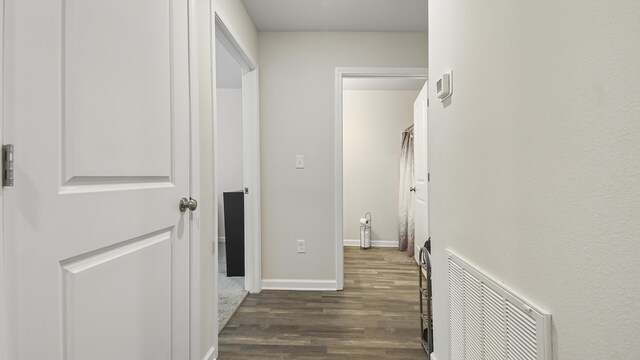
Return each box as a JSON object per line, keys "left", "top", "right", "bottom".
{"left": 448, "top": 251, "right": 552, "bottom": 360}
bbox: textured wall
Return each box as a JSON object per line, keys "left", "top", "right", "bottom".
{"left": 428, "top": 0, "right": 640, "bottom": 359}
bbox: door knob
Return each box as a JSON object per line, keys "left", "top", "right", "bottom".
{"left": 410, "top": 187, "right": 416, "bottom": 192}
{"left": 179, "top": 197, "right": 198, "bottom": 212}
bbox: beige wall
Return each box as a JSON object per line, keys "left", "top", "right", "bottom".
{"left": 343, "top": 90, "right": 418, "bottom": 242}
{"left": 259, "top": 32, "right": 427, "bottom": 282}
{"left": 428, "top": 0, "right": 640, "bottom": 359}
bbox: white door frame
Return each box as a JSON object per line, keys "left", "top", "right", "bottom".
{"left": 0, "top": 0, "right": 6, "bottom": 358}
{"left": 188, "top": 0, "right": 204, "bottom": 358}
{"left": 213, "top": 10, "right": 262, "bottom": 294}
{"left": 334, "top": 67, "right": 428, "bottom": 290}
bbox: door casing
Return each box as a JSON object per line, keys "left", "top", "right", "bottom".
{"left": 188, "top": 0, "right": 205, "bottom": 358}
{"left": 334, "top": 67, "right": 428, "bottom": 290}
{"left": 213, "top": 9, "right": 262, "bottom": 295}
{"left": 0, "top": 0, "right": 6, "bottom": 358}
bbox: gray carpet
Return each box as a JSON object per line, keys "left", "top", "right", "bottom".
{"left": 218, "top": 243, "right": 248, "bottom": 333}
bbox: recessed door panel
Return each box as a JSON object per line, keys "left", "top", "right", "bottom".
{"left": 63, "top": 0, "right": 172, "bottom": 183}
{"left": 62, "top": 230, "right": 173, "bottom": 360}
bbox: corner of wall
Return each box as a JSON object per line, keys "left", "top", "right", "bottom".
{"left": 214, "top": 0, "right": 259, "bottom": 63}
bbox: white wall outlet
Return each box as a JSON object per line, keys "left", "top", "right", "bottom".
{"left": 296, "top": 155, "right": 304, "bottom": 169}
{"left": 297, "top": 239, "right": 306, "bottom": 253}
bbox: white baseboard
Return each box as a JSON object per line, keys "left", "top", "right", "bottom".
{"left": 343, "top": 239, "right": 398, "bottom": 248}
{"left": 430, "top": 353, "right": 438, "bottom": 360}
{"left": 262, "top": 279, "right": 338, "bottom": 291}
{"left": 202, "top": 345, "right": 215, "bottom": 360}
{"left": 218, "top": 236, "right": 225, "bottom": 243}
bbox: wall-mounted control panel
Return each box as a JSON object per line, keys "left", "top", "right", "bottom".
{"left": 436, "top": 71, "right": 452, "bottom": 101}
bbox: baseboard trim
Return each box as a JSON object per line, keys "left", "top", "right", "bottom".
{"left": 262, "top": 279, "right": 338, "bottom": 291}
{"left": 343, "top": 239, "right": 398, "bottom": 248}
{"left": 202, "top": 345, "right": 215, "bottom": 360}
{"left": 218, "top": 236, "right": 225, "bottom": 243}
{"left": 430, "top": 353, "right": 438, "bottom": 360}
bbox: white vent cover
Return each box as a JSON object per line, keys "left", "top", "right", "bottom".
{"left": 448, "top": 251, "right": 552, "bottom": 360}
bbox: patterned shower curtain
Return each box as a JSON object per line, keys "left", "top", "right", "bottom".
{"left": 398, "top": 127, "right": 415, "bottom": 256}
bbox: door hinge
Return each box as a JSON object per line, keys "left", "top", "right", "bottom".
{"left": 244, "top": 187, "right": 249, "bottom": 194}
{"left": 427, "top": 172, "right": 430, "bottom": 182}
{"left": 427, "top": 99, "right": 430, "bottom": 107}
{"left": 3, "top": 144, "right": 14, "bottom": 187}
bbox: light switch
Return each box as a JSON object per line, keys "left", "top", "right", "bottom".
{"left": 296, "top": 155, "right": 304, "bottom": 169}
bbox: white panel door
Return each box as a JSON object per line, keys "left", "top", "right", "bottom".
{"left": 414, "top": 83, "right": 429, "bottom": 261}
{"left": 3, "top": 0, "right": 192, "bottom": 359}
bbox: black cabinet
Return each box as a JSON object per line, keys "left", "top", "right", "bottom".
{"left": 223, "top": 191, "right": 244, "bottom": 277}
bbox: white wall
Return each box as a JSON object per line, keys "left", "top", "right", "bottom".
{"left": 259, "top": 32, "right": 427, "bottom": 283}
{"left": 216, "top": 89, "right": 244, "bottom": 239}
{"left": 215, "top": 38, "right": 243, "bottom": 89}
{"left": 343, "top": 90, "right": 418, "bottom": 243}
{"left": 429, "top": 1, "right": 640, "bottom": 359}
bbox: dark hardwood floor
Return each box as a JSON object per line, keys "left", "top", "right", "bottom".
{"left": 218, "top": 247, "right": 426, "bottom": 359}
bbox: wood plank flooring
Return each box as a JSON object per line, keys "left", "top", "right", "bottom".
{"left": 218, "top": 247, "right": 426, "bottom": 359}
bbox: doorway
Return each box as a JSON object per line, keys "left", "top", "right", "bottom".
{"left": 212, "top": 14, "right": 261, "bottom": 333}
{"left": 335, "top": 67, "right": 428, "bottom": 289}
{"left": 215, "top": 33, "right": 247, "bottom": 330}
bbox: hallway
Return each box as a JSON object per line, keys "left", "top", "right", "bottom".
{"left": 218, "top": 247, "right": 424, "bottom": 359}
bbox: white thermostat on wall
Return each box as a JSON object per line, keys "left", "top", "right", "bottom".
{"left": 436, "top": 71, "right": 452, "bottom": 100}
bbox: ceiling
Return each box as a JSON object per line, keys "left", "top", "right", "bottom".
{"left": 240, "top": 0, "right": 427, "bottom": 32}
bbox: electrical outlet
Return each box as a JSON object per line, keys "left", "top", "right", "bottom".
{"left": 297, "top": 239, "right": 306, "bottom": 253}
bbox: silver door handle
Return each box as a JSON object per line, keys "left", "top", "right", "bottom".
{"left": 179, "top": 197, "right": 198, "bottom": 212}
{"left": 410, "top": 187, "right": 416, "bottom": 192}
